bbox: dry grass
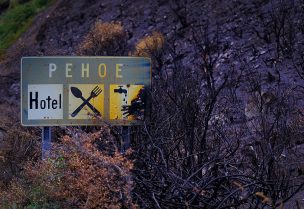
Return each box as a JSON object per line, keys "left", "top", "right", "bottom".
{"left": 0, "top": 109, "right": 39, "bottom": 185}
{"left": 78, "top": 21, "right": 127, "bottom": 56}
{"left": 134, "top": 31, "right": 164, "bottom": 57}
{"left": 0, "top": 128, "right": 136, "bottom": 209}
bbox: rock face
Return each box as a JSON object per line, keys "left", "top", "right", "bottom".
{"left": 0, "top": 0, "right": 304, "bottom": 208}
{"left": 245, "top": 94, "right": 260, "bottom": 122}
{"left": 245, "top": 90, "right": 279, "bottom": 132}
{"left": 0, "top": 129, "right": 5, "bottom": 142}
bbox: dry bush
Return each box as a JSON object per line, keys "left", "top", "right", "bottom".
{"left": 133, "top": 32, "right": 164, "bottom": 72}
{"left": 132, "top": 25, "right": 236, "bottom": 208}
{"left": 134, "top": 32, "right": 164, "bottom": 58}
{"left": 78, "top": 21, "right": 127, "bottom": 56}
{"left": 130, "top": 20, "right": 304, "bottom": 208}
{"left": 253, "top": 0, "right": 297, "bottom": 58}
{"left": 0, "top": 122, "right": 39, "bottom": 185}
{"left": 0, "top": 128, "right": 136, "bottom": 209}
{"left": 241, "top": 86, "right": 304, "bottom": 207}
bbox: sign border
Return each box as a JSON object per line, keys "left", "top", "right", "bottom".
{"left": 21, "top": 56, "right": 152, "bottom": 126}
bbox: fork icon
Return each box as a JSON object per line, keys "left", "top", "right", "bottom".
{"left": 71, "top": 86, "right": 102, "bottom": 117}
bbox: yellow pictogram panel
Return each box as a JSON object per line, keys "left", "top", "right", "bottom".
{"left": 110, "top": 84, "right": 145, "bottom": 120}
{"left": 68, "top": 84, "right": 104, "bottom": 119}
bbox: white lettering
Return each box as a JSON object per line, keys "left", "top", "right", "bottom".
{"left": 81, "top": 63, "right": 89, "bottom": 78}
{"left": 116, "top": 64, "right": 123, "bottom": 78}
{"left": 66, "top": 63, "right": 73, "bottom": 77}
{"left": 49, "top": 63, "right": 57, "bottom": 78}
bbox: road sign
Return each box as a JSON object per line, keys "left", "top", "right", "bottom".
{"left": 21, "top": 56, "right": 151, "bottom": 126}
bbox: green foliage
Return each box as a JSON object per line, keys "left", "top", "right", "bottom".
{"left": 0, "top": 0, "right": 52, "bottom": 54}
{"left": 25, "top": 184, "right": 60, "bottom": 209}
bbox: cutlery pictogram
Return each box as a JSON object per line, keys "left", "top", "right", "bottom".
{"left": 70, "top": 86, "right": 102, "bottom": 117}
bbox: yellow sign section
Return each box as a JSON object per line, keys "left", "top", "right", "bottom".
{"left": 110, "top": 85, "right": 145, "bottom": 120}
{"left": 68, "top": 84, "right": 104, "bottom": 119}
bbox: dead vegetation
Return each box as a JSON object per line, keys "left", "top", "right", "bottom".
{"left": 78, "top": 21, "right": 128, "bottom": 56}
{"left": 0, "top": 128, "right": 136, "bottom": 208}
{"left": 0, "top": 0, "right": 304, "bottom": 208}
{"left": 134, "top": 32, "right": 164, "bottom": 57}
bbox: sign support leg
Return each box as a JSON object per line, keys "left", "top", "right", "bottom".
{"left": 42, "top": 126, "right": 51, "bottom": 159}
{"left": 121, "top": 126, "right": 130, "bottom": 154}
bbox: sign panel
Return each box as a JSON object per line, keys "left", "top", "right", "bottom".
{"left": 21, "top": 57, "right": 151, "bottom": 126}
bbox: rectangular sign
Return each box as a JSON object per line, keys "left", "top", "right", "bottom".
{"left": 21, "top": 56, "right": 151, "bottom": 126}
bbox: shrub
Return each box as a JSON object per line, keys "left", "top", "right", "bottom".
{"left": 131, "top": 21, "right": 304, "bottom": 208}
{"left": 134, "top": 31, "right": 164, "bottom": 58}
{"left": 133, "top": 32, "right": 165, "bottom": 75}
{"left": 0, "top": 122, "right": 39, "bottom": 185}
{"left": 78, "top": 21, "right": 127, "bottom": 56}
{"left": 0, "top": 129, "right": 137, "bottom": 209}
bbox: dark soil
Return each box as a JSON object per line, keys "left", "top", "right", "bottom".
{"left": 0, "top": 0, "right": 304, "bottom": 207}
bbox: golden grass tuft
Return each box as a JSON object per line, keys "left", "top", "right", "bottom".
{"left": 78, "top": 21, "right": 127, "bottom": 56}
{"left": 134, "top": 32, "right": 164, "bottom": 57}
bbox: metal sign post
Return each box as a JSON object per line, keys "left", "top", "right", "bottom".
{"left": 42, "top": 126, "right": 51, "bottom": 159}
{"left": 121, "top": 126, "right": 130, "bottom": 153}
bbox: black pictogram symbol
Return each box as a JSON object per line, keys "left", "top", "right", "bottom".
{"left": 114, "top": 86, "right": 128, "bottom": 104}
{"left": 114, "top": 86, "right": 127, "bottom": 95}
{"left": 121, "top": 87, "right": 146, "bottom": 119}
{"left": 70, "top": 86, "right": 102, "bottom": 117}
{"left": 114, "top": 86, "right": 128, "bottom": 118}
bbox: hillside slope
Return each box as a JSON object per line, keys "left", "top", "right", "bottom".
{"left": 0, "top": 0, "right": 304, "bottom": 208}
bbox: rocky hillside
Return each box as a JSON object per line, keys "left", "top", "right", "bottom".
{"left": 0, "top": 0, "right": 304, "bottom": 208}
